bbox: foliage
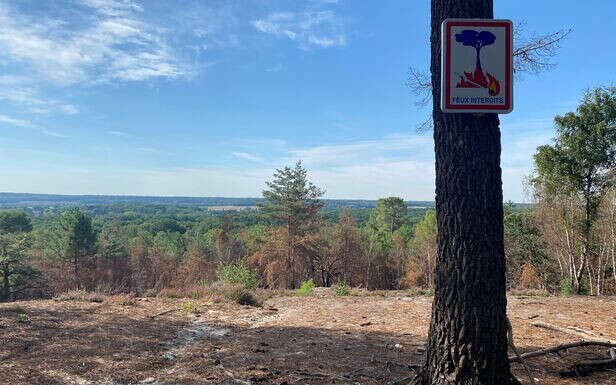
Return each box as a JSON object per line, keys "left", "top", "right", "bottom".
{"left": 503, "top": 204, "right": 548, "bottom": 288}
{"left": 406, "top": 210, "right": 437, "bottom": 288}
{"left": 255, "top": 161, "right": 324, "bottom": 289}
{"left": 180, "top": 300, "right": 201, "bottom": 314}
{"left": 260, "top": 161, "right": 324, "bottom": 230}
{"left": 367, "top": 197, "right": 408, "bottom": 250}
{"left": 333, "top": 280, "right": 350, "bottom": 296}
{"left": 295, "top": 279, "right": 315, "bottom": 296}
{"left": 16, "top": 312, "right": 29, "bottom": 323}
{"left": 216, "top": 263, "right": 260, "bottom": 290}
{"left": 559, "top": 278, "right": 572, "bottom": 295}
{"left": 0, "top": 211, "right": 33, "bottom": 233}
{"left": 533, "top": 87, "right": 616, "bottom": 294}
{"left": 0, "top": 211, "right": 40, "bottom": 302}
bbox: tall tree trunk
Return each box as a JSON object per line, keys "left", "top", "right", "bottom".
{"left": 414, "top": 1, "right": 519, "bottom": 384}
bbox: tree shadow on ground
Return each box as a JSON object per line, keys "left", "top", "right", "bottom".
{"left": 1, "top": 301, "right": 614, "bottom": 385}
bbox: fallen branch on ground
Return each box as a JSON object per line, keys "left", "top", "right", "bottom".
{"left": 531, "top": 321, "right": 616, "bottom": 344}
{"left": 507, "top": 318, "right": 536, "bottom": 385}
{"left": 148, "top": 309, "right": 176, "bottom": 320}
{"left": 509, "top": 340, "right": 616, "bottom": 362}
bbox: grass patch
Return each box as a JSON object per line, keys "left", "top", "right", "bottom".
{"left": 333, "top": 280, "right": 350, "bottom": 296}
{"left": 53, "top": 290, "right": 104, "bottom": 303}
{"left": 407, "top": 287, "right": 434, "bottom": 296}
{"left": 158, "top": 288, "right": 183, "bottom": 299}
{"left": 295, "top": 279, "right": 315, "bottom": 297}
{"left": 509, "top": 288, "right": 550, "bottom": 297}
{"left": 106, "top": 293, "right": 137, "bottom": 306}
{"left": 180, "top": 300, "right": 202, "bottom": 314}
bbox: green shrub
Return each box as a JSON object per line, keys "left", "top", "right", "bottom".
{"left": 16, "top": 313, "right": 29, "bottom": 323}
{"left": 333, "top": 280, "right": 350, "bottom": 296}
{"left": 216, "top": 263, "right": 261, "bottom": 290}
{"left": 187, "top": 288, "right": 204, "bottom": 299}
{"left": 181, "top": 301, "right": 201, "bottom": 314}
{"left": 560, "top": 278, "right": 572, "bottom": 295}
{"left": 295, "top": 279, "right": 315, "bottom": 297}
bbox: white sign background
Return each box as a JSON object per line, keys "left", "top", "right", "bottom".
{"left": 441, "top": 19, "right": 513, "bottom": 113}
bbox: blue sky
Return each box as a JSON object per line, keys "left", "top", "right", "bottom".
{"left": 0, "top": 0, "right": 614, "bottom": 201}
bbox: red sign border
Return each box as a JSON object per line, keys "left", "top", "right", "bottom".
{"left": 442, "top": 19, "right": 512, "bottom": 113}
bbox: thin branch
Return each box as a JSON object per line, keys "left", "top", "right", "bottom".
{"left": 406, "top": 67, "right": 432, "bottom": 107}
{"left": 513, "top": 23, "right": 572, "bottom": 77}
{"left": 407, "top": 23, "right": 573, "bottom": 131}
{"left": 531, "top": 320, "right": 616, "bottom": 344}
{"left": 509, "top": 340, "right": 616, "bottom": 362}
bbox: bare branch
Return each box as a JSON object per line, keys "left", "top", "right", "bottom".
{"left": 509, "top": 340, "right": 616, "bottom": 362}
{"left": 415, "top": 115, "right": 433, "bottom": 133}
{"left": 513, "top": 22, "right": 572, "bottom": 77}
{"left": 406, "top": 67, "right": 432, "bottom": 107}
{"left": 407, "top": 23, "right": 573, "bottom": 131}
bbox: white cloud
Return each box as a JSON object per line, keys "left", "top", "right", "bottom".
{"left": 0, "top": 114, "right": 32, "bottom": 128}
{"left": 252, "top": 10, "right": 346, "bottom": 49}
{"left": 0, "top": 2, "right": 191, "bottom": 85}
{"left": 0, "top": 88, "right": 78, "bottom": 115}
{"left": 232, "top": 151, "right": 265, "bottom": 163}
{"left": 42, "top": 130, "right": 69, "bottom": 138}
{"left": 107, "top": 130, "right": 131, "bottom": 137}
{"left": 288, "top": 135, "right": 433, "bottom": 166}
{"left": 80, "top": 0, "right": 143, "bottom": 17}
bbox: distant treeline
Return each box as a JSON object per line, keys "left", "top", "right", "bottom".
{"left": 0, "top": 192, "right": 437, "bottom": 210}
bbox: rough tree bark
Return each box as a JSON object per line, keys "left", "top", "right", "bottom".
{"left": 413, "top": 1, "right": 519, "bottom": 384}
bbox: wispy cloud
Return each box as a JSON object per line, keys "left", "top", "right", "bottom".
{"left": 42, "top": 130, "right": 69, "bottom": 138}
{"left": 135, "top": 146, "right": 171, "bottom": 155}
{"left": 288, "top": 135, "right": 433, "bottom": 166}
{"left": 252, "top": 10, "right": 346, "bottom": 49}
{"left": 107, "top": 130, "right": 132, "bottom": 137}
{"left": 0, "top": 88, "right": 78, "bottom": 115}
{"left": 0, "top": 114, "right": 32, "bottom": 128}
{"left": 0, "top": 1, "right": 191, "bottom": 85}
{"left": 232, "top": 151, "right": 265, "bottom": 163}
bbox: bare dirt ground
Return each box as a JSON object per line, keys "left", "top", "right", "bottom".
{"left": 1, "top": 291, "right": 615, "bottom": 385}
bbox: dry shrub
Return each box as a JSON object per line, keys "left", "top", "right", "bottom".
{"left": 106, "top": 293, "right": 137, "bottom": 306}
{"left": 518, "top": 262, "right": 543, "bottom": 290}
{"left": 407, "top": 286, "right": 434, "bottom": 296}
{"left": 53, "top": 290, "right": 104, "bottom": 303}
{"left": 185, "top": 286, "right": 207, "bottom": 300}
{"left": 199, "top": 281, "right": 261, "bottom": 306}
{"left": 405, "top": 262, "right": 424, "bottom": 288}
{"left": 158, "top": 287, "right": 183, "bottom": 299}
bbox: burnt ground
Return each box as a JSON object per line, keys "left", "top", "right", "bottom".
{"left": 1, "top": 291, "right": 615, "bottom": 385}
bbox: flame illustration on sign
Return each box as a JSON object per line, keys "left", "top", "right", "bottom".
{"left": 454, "top": 30, "right": 501, "bottom": 96}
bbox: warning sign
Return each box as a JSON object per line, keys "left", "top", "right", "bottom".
{"left": 441, "top": 19, "right": 513, "bottom": 113}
